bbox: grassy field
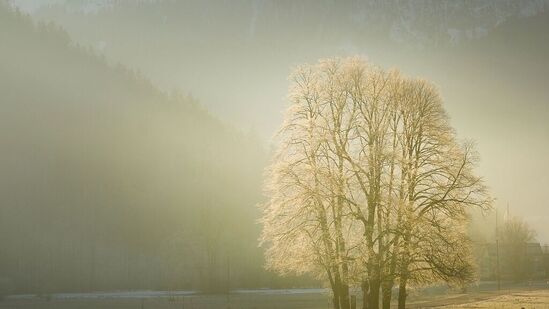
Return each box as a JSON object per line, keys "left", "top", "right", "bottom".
{"left": 435, "top": 290, "right": 549, "bottom": 308}
{"left": 1, "top": 289, "right": 549, "bottom": 309}
{"left": 0, "top": 292, "right": 330, "bottom": 309}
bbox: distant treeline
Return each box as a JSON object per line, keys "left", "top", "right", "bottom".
{"left": 0, "top": 3, "right": 314, "bottom": 294}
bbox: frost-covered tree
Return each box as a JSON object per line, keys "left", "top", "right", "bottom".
{"left": 260, "top": 57, "right": 491, "bottom": 309}
{"left": 387, "top": 79, "right": 491, "bottom": 309}
{"left": 260, "top": 62, "right": 363, "bottom": 309}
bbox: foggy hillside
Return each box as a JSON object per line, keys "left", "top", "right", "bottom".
{"left": 23, "top": 0, "right": 549, "bottom": 139}
{"left": 21, "top": 0, "right": 549, "bottom": 241}
{"left": 15, "top": 0, "right": 549, "bottom": 45}
{"left": 0, "top": 3, "right": 278, "bottom": 294}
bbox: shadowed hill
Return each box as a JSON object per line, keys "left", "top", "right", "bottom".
{"left": 0, "top": 4, "right": 277, "bottom": 294}
{"left": 26, "top": 0, "right": 549, "bottom": 139}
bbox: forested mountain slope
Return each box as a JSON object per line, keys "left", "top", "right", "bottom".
{"left": 25, "top": 0, "right": 549, "bottom": 138}
{"left": 0, "top": 3, "right": 272, "bottom": 294}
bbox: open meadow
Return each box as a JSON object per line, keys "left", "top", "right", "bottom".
{"left": 2, "top": 288, "right": 549, "bottom": 309}
{"left": 436, "top": 290, "right": 549, "bottom": 308}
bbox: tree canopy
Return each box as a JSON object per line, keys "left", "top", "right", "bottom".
{"left": 261, "top": 57, "right": 491, "bottom": 309}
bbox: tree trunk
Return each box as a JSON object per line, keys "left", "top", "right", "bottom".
{"left": 339, "top": 282, "right": 351, "bottom": 309}
{"left": 368, "top": 278, "right": 380, "bottom": 309}
{"left": 361, "top": 280, "right": 369, "bottom": 309}
{"left": 333, "top": 290, "right": 341, "bottom": 309}
{"left": 332, "top": 273, "right": 342, "bottom": 309}
{"left": 397, "top": 277, "right": 407, "bottom": 309}
{"left": 335, "top": 189, "right": 350, "bottom": 309}
{"left": 381, "top": 281, "right": 392, "bottom": 309}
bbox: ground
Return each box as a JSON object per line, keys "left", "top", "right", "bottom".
{"left": 1, "top": 288, "right": 548, "bottom": 309}
{"left": 435, "top": 290, "right": 549, "bottom": 308}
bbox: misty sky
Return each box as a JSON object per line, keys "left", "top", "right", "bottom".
{"left": 8, "top": 0, "right": 549, "bottom": 243}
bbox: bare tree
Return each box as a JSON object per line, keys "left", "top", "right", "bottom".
{"left": 389, "top": 80, "right": 491, "bottom": 309}
{"left": 260, "top": 62, "right": 361, "bottom": 309}
{"left": 499, "top": 216, "right": 536, "bottom": 281}
{"left": 260, "top": 57, "right": 491, "bottom": 309}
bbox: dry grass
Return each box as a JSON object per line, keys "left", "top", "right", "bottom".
{"left": 1, "top": 289, "right": 549, "bottom": 309}
{"left": 437, "top": 290, "right": 549, "bottom": 309}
